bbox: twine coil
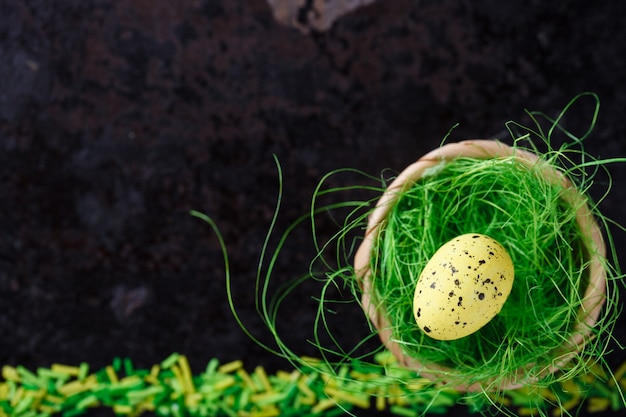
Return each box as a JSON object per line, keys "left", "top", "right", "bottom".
{"left": 354, "top": 140, "right": 607, "bottom": 391}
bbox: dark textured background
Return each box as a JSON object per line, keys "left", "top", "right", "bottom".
{"left": 2, "top": 1, "right": 626, "bottom": 416}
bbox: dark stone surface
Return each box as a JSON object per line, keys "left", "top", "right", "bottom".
{"left": 1, "top": 0, "right": 626, "bottom": 415}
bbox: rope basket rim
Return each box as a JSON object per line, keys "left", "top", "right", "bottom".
{"left": 354, "top": 139, "right": 607, "bottom": 392}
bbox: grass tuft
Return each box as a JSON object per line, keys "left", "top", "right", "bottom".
{"left": 193, "top": 92, "right": 626, "bottom": 414}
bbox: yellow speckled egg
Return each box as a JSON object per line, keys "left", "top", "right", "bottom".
{"left": 413, "top": 233, "right": 514, "bottom": 341}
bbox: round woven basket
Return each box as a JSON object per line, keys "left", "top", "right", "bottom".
{"left": 354, "top": 140, "right": 607, "bottom": 391}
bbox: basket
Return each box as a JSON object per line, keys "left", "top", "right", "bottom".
{"left": 353, "top": 140, "right": 607, "bottom": 391}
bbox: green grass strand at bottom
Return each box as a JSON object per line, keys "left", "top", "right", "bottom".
{"left": 1, "top": 352, "right": 625, "bottom": 417}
